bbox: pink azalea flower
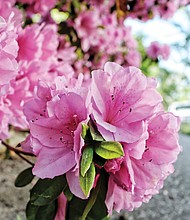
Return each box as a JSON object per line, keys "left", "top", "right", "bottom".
{"left": 0, "top": 15, "right": 19, "bottom": 85}
{"left": 147, "top": 41, "right": 170, "bottom": 60}
{"left": 17, "top": 23, "right": 59, "bottom": 61}
{"left": 17, "top": 24, "right": 42, "bottom": 62}
{"left": 5, "top": 77, "right": 31, "bottom": 129}
{"left": 90, "top": 62, "right": 163, "bottom": 143}
{"left": 74, "top": 10, "right": 100, "bottom": 51}
{"left": 0, "top": 0, "right": 22, "bottom": 24}
{"left": 0, "top": 96, "right": 11, "bottom": 140}
{"left": 23, "top": 76, "right": 89, "bottom": 179}
{"left": 17, "top": 0, "right": 56, "bottom": 16}
{"left": 105, "top": 112, "right": 181, "bottom": 213}
{"left": 38, "top": 24, "right": 59, "bottom": 61}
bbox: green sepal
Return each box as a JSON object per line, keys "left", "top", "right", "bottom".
{"left": 80, "top": 146, "right": 93, "bottom": 177}
{"left": 79, "top": 162, "right": 95, "bottom": 197}
{"left": 15, "top": 167, "right": 34, "bottom": 187}
{"left": 95, "top": 141, "right": 124, "bottom": 159}
{"left": 88, "top": 119, "right": 104, "bottom": 141}
{"left": 81, "top": 123, "right": 89, "bottom": 139}
{"left": 30, "top": 175, "right": 67, "bottom": 206}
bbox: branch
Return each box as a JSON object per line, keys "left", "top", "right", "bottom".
{"left": 1, "top": 141, "right": 35, "bottom": 157}
{"left": 1, "top": 141, "right": 35, "bottom": 166}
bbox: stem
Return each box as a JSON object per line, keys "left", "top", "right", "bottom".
{"left": 1, "top": 141, "right": 35, "bottom": 166}
{"left": 1, "top": 141, "right": 35, "bottom": 156}
{"left": 16, "top": 153, "right": 34, "bottom": 166}
{"left": 80, "top": 176, "right": 101, "bottom": 220}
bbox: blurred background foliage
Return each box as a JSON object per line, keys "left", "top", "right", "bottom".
{"left": 135, "top": 7, "right": 190, "bottom": 107}
{"left": 132, "top": 5, "right": 190, "bottom": 134}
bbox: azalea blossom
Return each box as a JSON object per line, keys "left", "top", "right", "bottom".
{"left": 21, "top": 61, "right": 181, "bottom": 218}
{"left": 147, "top": 41, "right": 170, "bottom": 60}
{"left": 0, "top": 15, "right": 19, "bottom": 85}
{"left": 0, "top": 0, "right": 183, "bottom": 217}
{"left": 17, "top": 0, "right": 57, "bottom": 16}
{"left": 105, "top": 112, "right": 181, "bottom": 213}
{"left": 89, "top": 62, "right": 181, "bottom": 213}
{"left": 90, "top": 62, "right": 163, "bottom": 144}
{"left": 23, "top": 75, "right": 89, "bottom": 179}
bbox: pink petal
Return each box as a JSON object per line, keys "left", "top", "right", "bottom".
{"left": 104, "top": 62, "right": 123, "bottom": 75}
{"left": 29, "top": 117, "right": 72, "bottom": 149}
{"left": 66, "top": 170, "right": 87, "bottom": 199}
{"left": 33, "top": 147, "right": 75, "bottom": 179}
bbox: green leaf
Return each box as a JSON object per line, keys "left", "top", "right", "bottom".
{"left": 35, "top": 201, "right": 57, "bottom": 220}
{"left": 15, "top": 167, "right": 34, "bottom": 187}
{"left": 88, "top": 119, "right": 104, "bottom": 141}
{"left": 30, "top": 175, "right": 66, "bottom": 206}
{"left": 26, "top": 201, "right": 39, "bottom": 220}
{"left": 26, "top": 200, "right": 57, "bottom": 220}
{"left": 79, "top": 162, "right": 95, "bottom": 197}
{"left": 81, "top": 124, "right": 89, "bottom": 139}
{"left": 80, "top": 146, "right": 93, "bottom": 177}
{"left": 95, "top": 141, "right": 124, "bottom": 159}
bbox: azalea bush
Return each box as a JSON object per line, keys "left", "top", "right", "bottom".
{"left": 0, "top": 0, "right": 188, "bottom": 219}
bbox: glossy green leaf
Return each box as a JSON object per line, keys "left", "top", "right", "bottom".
{"left": 30, "top": 175, "right": 66, "bottom": 206}
{"left": 15, "top": 167, "right": 34, "bottom": 187}
{"left": 80, "top": 146, "right": 93, "bottom": 177}
{"left": 95, "top": 141, "right": 124, "bottom": 159}
{"left": 26, "top": 200, "right": 57, "bottom": 220}
{"left": 79, "top": 162, "right": 95, "bottom": 197}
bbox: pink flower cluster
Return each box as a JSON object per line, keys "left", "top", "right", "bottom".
{"left": 22, "top": 62, "right": 181, "bottom": 217}
{"left": 0, "top": 1, "right": 183, "bottom": 218}
{"left": 59, "top": 3, "right": 141, "bottom": 76}
{"left": 0, "top": 0, "right": 145, "bottom": 140}
{"left": 17, "top": 0, "right": 57, "bottom": 16}
{"left": 125, "top": 0, "right": 190, "bottom": 20}
{"left": 147, "top": 41, "right": 170, "bottom": 60}
{"left": 0, "top": 1, "right": 74, "bottom": 139}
